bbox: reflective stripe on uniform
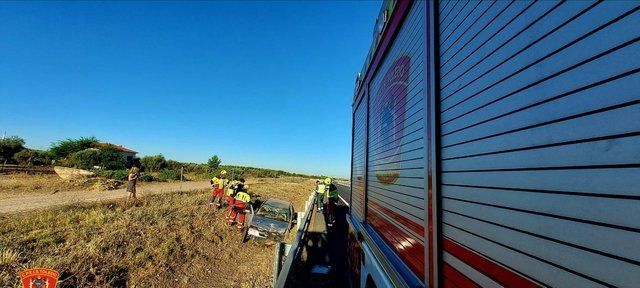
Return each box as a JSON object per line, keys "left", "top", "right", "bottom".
{"left": 235, "top": 192, "right": 251, "bottom": 203}
{"left": 226, "top": 180, "right": 238, "bottom": 196}
{"left": 216, "top": 178, "right": 228, "bottom": 188}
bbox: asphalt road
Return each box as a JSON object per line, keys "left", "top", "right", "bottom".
{"left": 335, "top": 183, "right": 350, "bottom": 207}
{"left": 284, "top": 185, "right": 351, "bottom": 288}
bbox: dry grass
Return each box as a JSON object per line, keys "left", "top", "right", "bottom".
{"left": 0, "top": 248, "right": 20, "bottom": 266}
{"left": 0, "top": 174, "right": 75, "bottom": 195}
{"left": 0, "top": 173, "right": 117, "bottom": 198}
{"left": 0, "top": 177, "right": 315, "bottom": 287}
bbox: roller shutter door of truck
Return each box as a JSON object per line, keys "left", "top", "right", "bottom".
{"left": 352, "top": 92, "right": 367, "bottom": 222}
{"left": 436, "top": 0, "right": 640, "bottom": 287}
{"left": 366, "top": 0, "right": 427, "bottom": 283}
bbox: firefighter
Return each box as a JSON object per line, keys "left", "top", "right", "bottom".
{"left": 325, "top": 178, "right": 339, "bottom": 226}
{"left": 229, "top": 187, "right": 251, "bottom": 229}
{"left": 226, "top": 180, "right": 239, "bottom": 204}
{"left": 315, "top": 179, "right": 326, "bottom": 212}
{"left": 224, "top": 178, "right": 245, "bottom": 220}
{"left": 210, "top": 170, "right": 228, "bottom": 208}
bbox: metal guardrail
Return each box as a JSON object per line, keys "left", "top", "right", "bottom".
{"left": 273, "top": 190, "right": 316, "bottom": 287}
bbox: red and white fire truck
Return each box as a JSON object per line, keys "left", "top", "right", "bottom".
{"left": 347, "top": 0, "right": 640, "bottom": 287}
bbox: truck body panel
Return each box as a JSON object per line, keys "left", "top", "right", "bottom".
{"left": 349, "top": 0, "right": 640, "bottom": 287}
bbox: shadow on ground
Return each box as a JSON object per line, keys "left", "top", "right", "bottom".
{"left": 284, "top": 202, "right": 350, "bottom": 287}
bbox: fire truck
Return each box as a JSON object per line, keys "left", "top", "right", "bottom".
{"left": 347, "top": 0, "right": 640, "bottom": 287}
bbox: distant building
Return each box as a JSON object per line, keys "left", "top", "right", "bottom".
{"left": 97, "top": 142, "right": 138, "bottom": 162}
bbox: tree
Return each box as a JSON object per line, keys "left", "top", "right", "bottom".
{"left": 98, "top": 147, "right": 127, "bottom": 170}
{"left": 166, "top": 160, "right": 182, "bottom": 171}
{"left": 140, "top": 154, "right": 167, "bottom": 173}
{"left": 14, "top": 149, "right": 50, "bottom": 166}
{"left": 192, "top": 163, "right": 209, "bottom": 174}
{"left": 181, "top": 162, "right": 199, "bottom": 173}
{"left": 66, "top": 145, "right": 126, "bottom": 170}
{"left": 0, "top": 136, "right": 25, "bottom": 165}
{"left": 207, "top": 155, "right": 221, "bottom": 171}
{"left": 49, "top": 137, "right": 98, "bottom": 159}
{"left": 70, "top": 149, "right": 101, "bottom": 170}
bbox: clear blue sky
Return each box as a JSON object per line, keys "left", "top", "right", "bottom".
{"left": 0, "top": 1, "right": 382, "bottom": 178}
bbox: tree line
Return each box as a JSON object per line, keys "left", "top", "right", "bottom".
{"left": 0, "top": 136, "right": 129, "bottom": 170}
{"left": 0, "top": 135, "right": 322, "bottom": 180}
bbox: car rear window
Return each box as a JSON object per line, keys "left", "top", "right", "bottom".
{"left": 256, "top": 204, "right": 289, "bottom": 221}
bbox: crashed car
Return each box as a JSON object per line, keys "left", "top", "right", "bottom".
{"left": 243, "top": 198, "right": 295, "bottom": 242}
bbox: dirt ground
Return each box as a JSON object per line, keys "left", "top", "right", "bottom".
{"left": 0, "top": 174, "right": 211, "bottom": 214}
{"left": 0, "top": 173, "right": 98, "bottom": 197}
{"left": 0, "top": 177, "right": 315, "bottom": 287}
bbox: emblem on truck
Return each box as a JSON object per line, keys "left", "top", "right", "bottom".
{"left": 374, "top": 54, "right": 410, "bottom": 185}
{"left": 20, "top": 268, "right": 59, "bottom": 288}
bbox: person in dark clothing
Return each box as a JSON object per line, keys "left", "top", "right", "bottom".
{"left": 325, "top": 178, "right": 339, "bottom": 226}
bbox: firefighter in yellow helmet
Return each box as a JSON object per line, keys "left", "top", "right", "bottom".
{"left": 229, "top": 186, "right": 251, "bottom": 229}
{"left": 224, "top": 178, "right": 245, "bottom": 220}
{"left": 210, "top": 170, "right": 229, "bottom": 208}
{"left": 325, "top": 178, "right": 339, "bottom": 226}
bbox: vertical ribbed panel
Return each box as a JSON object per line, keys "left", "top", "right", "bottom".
{"left": 437, "top": 1, "right": 640, "bottom": 287}
{"left": 366, "top": 0, "right": 427, "bottom": 281}
{"left": 351, "top": 95, "right": 367, "bottom": 222}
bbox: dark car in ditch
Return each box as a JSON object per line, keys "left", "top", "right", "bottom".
{"left": 243, "top": 198, "right": 295, "bottom": 242}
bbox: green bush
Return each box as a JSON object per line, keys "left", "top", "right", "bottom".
{"left": 49, "top": 137, "right": 98, "bottom": 159}
{"left": 192, "top": 164, "right": 209, "bottom": 175}
{"left": 138, "top": 173, "right": 155, "bottom": 182}
{"left": 13, "top": 149, "right": 50, "bottom": 166}
{"left": 67, "top": 147, "right": 126, "bottom": 170}
{"left": 141, "top": 155, "right": 167, "bottom": 173}
{"left": 98, "top": 170, "right": 156, "bottom": 182}
{"left": 0, "top": 136, "right": 25, "bottom": 164}
{"left": 70, "top": 149, "right": 101, "bottom": 170}
{"left": 98, "top": 170, "right": 129, "bottom": 181}
{"left": 97, "top": 147, "right": 127, "bottom": 170}
{"left": 181, "top": 162, "right": 199, "bottom": 173}
{"left": 157, "top": 169, "right": 181, "bottom": 181}
{"left": 165, "top": 160, "right": 182, "bottom": 172}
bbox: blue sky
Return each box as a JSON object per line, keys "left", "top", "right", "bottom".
{"left": 0, "top": 1, "right": 382, "bottom": 177}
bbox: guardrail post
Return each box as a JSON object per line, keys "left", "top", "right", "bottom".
{"left": 273, "top": 241, "right": 294, "bottom": 286}
{"left": 297, "top": 212, "right": 304, "bottom": 231}
{"left": 273, "top": 242, "right": 282, "bottom": 287}
{"left": 283, "top": 243, "right": 291, "bottom": 257}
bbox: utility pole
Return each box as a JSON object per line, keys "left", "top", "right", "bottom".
{"left": 180, "top": 166, "right": 184, "bottom": 190}
{"left": 1, "top": 132, "right": 5, "bottom": 171}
